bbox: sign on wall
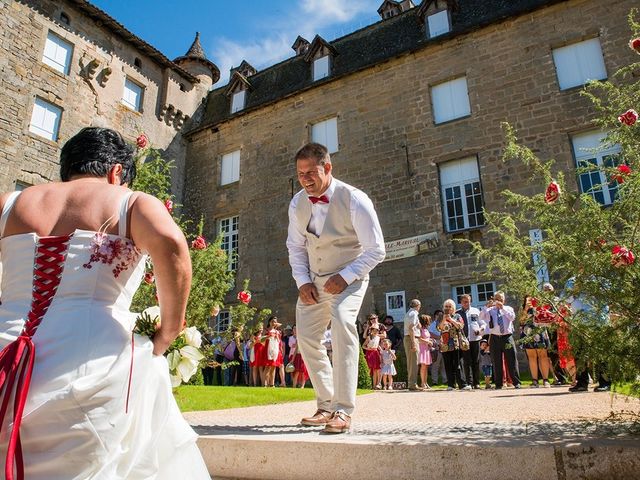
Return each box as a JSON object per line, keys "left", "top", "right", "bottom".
{"left": 385, "top": 291, "right": 406, "bottom": 322}
{"left": 384, "top": 232, "right": 439, "bottom": 262}
{"left": 529, "top": 229, "right": 550, "bottom": 287}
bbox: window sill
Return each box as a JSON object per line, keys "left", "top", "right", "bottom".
{"left": 119, "top": 103, "right": 143, "bottom": 115}
{"left": 27, "top": 131, "right": 59, "bottom": 146}
{"left": 219, "top": 180, "right": 240, "bottom": 189}
{"left": 434, "top": 114, "right": 471, "bottom": 127}
{"left": 445, "top": 225, "right": 485, "bottom": 236}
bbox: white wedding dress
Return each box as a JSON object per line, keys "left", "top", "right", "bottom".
{"left": 0, "top": 191, "right": 210, "bottom": 479}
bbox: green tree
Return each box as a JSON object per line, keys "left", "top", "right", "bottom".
{"left": 130, "top": 145, "right": 234, "bottom": 330}
{"left": 469, "top": 13, "right": 640, "bottom": 389}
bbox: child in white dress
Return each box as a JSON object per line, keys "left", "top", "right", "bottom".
{"left": 380, "top": 339, "right": 397, "bottom": 390}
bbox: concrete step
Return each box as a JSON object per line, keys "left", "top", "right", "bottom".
{"left": 184, "top": 388, "right": 640, "bottom": 480}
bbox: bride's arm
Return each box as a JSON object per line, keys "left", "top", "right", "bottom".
{"left": 129, "top": 192, "right": 192, "bottom": 355}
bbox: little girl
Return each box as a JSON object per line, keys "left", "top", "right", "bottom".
{"left": 264, "top": 316, "right": 283, "bottom": 387}
{"left": 363, "top": 323, "right": 382, "bottom": 389}
{"left": 380, "top": 339, "right": 397, "bottom": 390}
{"left": 418, "top": 314, "right": 434, "bottom": 389}
{"left": 479, "top": 339, "right": 493, "bottom": 389}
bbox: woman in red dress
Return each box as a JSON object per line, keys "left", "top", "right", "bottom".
{"left": 264, "top": 316, "right": 283, "bottom": 387}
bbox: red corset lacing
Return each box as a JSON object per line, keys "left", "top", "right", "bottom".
{"left": 0, "top": 234, "right": 70, "bottom": 480}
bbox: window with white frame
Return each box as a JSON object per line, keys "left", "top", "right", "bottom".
{"left": 122, "top": 77, "right": 143, "bottom": 111}
{"left": 552, "top": 38, "right": 607, "bottom": 90}
{"left": 219, "top": 216, "right": 239, "bottom": 271}
{"left": 29, "top": 97, "right": 62, "bottom": 141}
{"left": 231, "top": 90, "right": 246, "bottom": 113}
{"left": 15, "top": 181, "right": 31, "bottom": 191}
{"left": 427, "top": 10, "right": 450, "bottom": 38}
{"left": 431, "top": 76, "right": 471, "bottom": 124}
{"left": 572, "top": 130, "right": 622, "bottom": 206}
{"left": 311, "top": 117, "right": 338, "bottom": 153}
{"left": 313, "top": 55, "right": 330, "bottom": 81}
{"left": 220, "top": 150, "right": 240, "bottom": 185}
{"left": 212, "top": 311, "right": 231, "bottom": 333}
{"left": 42, "top": 31, "right": 73, "bottom": 75}
{"left": 439, "top": 157, "right": 484, "bottom": 232}
{"left": 452, "top": 282, "right": 495, "bottom": 308}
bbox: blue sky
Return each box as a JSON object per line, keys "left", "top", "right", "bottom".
{"left": 91, "top": 0, "right": 384, "bottom": 85}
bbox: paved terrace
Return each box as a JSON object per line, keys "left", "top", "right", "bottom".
{"left": 185, "top": 387, "right": 640, "bottom": 480}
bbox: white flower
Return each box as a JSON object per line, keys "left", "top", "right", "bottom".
{"left": 166, "top": 350, "right": 181, "bottom": 371}
{"left": 180, "top": 345, "right": 205, "bottom": 362}
{"left": 184, "top": 326, "right": 202, "bottom": 348}
{"left": 143, "top": 306, "right": 161, "bottom": 322}
{"left": 176, "top": 356, "right": 200, "bottom": 383}
{"left": 169, "top": 374, "right": 182, "bottom": 388}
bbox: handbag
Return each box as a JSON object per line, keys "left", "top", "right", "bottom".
{"left": 458, "top": 331, "right": 470, "bottom": 351}
{"left": 285, "top": 362, "right": 295, "bottom": 373}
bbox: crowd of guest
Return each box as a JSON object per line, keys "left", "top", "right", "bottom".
{"left": 203, "top": 280, "right": 611, "bottom": 394}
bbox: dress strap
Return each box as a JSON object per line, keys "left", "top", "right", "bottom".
{"left": 118, "top": 191, "right": 135, "bottom": 238}
{"left": 0, "top": 191, "right": 21, "bottom": 239}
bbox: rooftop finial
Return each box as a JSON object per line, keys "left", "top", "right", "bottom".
{"left": 185, "top": 32, "right": 206, "bottom": 59}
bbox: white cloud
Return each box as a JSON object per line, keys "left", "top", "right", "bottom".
{"left": 210, "top": 0, "right": 379, "bottom": 85}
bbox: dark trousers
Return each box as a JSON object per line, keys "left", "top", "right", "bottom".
{"left": 489, "top": 334, "right": 520, "bottom": 388}
{"left": 202, "top": 366, "right": 214, "bottom": 385}
{"left": 547, "top": 331, "right": 567, "bottom": 384}
{"left": 575, "top": 365, "right": 611, "bottom": 388}
{"left": 442, "top": 350, "right": 466, "bottom": 389}
{"left": 214, "top": 354, "right": 224, "bottom": 385}
{"left": 461, "top": 340, "right": 481, "bottom": 387}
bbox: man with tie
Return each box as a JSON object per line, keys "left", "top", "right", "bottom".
{"left": 456, "top": 294, "right": 485, "bottom": 389}
{"left": 286, "top": 142, "right": 385, "bottom": 433}
{"left": 479, "top": 291, "right": 521, "bottom": 389}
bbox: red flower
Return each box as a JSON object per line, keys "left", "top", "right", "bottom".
{"left": 630, "top": 38, "right": 640, "bottom": 54}
{"left": 136, "top": 133, "right": 149, "bottom": 149}
{"left": 613, "top": 164, "right": 631, "bottom": 183}
{"left": 237, "top": 290, "right": 252, "bottom": 305}
{"left": 144, "top": 272, "right": 155, "bottom": 284}
{"left": 191, "top": 235, "right": 207, "bottom": 250}
{"left": 611, "top": 245, "right": 635, "bottom": 268}
{"left": 164, "top": 198, "right": 174, "bottom": 214}
{"left": 530, "top": 297, "right": 538, "bottom": 308}
{"left": 618, "top": 109, "right": 638, "bottom": 126}
{"left": 544, "top": 181, "right": 561, "bottom": 204}
{"left": 534, "top": 304, "right": 555, "bottom": 324}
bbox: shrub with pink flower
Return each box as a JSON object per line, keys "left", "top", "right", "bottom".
{"left": 613, "top": 164, "right": 632, "bottom": 183}
{"left": 143, "top": 272, "right": 155, "bottom": 284}
{"left": 191, "top": 235, "right": 207, "bottom": 250}
{"left": 237, "top": 290, "right": 252, "bottom": 305}
{"left": 136, "top": 133, "right": 149, "bottom": 149}
{"left": 164, "top": 199, "right": 174, "bottom": 214}
{"left": 618, "top": 109, "right": 638, "bottom": 126}
{"left": 630, "top": 38, "right": 640, "bottom": 54}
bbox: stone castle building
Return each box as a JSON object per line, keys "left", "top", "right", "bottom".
{"left": 0, "top": 0, "right": 637, "bottom": 328}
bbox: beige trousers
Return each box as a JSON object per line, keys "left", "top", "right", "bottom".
{"left": 296, "top": 276, "right": 368, "bottom": 415}
{"left": 404, "top": 335, "right": 419, "bottom": 389}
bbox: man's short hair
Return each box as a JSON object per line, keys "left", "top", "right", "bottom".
{"left": 542, "top": 282, "right": 555, "bottom": 292}
{"left": 494, "top": 291, "right": 506, "bottom": 301}
{"left": 410, "top": 299, "right": 421, "bottom": 308}
{"left": 295, "top": 142, "right": 329, "bottom": 164}
{"left": 460, "top": 294, "right": 472, "bottom": 302}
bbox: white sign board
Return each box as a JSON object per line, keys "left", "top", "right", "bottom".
{"left": 385, "top": 291, "right": 406, "bottom": 323}
{"left": 384, "top": 232, "right": 439, "bottom": 262}
{"left": 529, "top": 229, "right": 549, "bottom": 287}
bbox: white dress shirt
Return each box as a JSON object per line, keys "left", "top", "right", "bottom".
{"left": 403, "top": 308, "right": 421, "bottom": 337}
{"left": 286, "top": 178, "right": 385, "bottom": 288}
{"left": 480, "top": 305, "right": 516, "bottom": 335}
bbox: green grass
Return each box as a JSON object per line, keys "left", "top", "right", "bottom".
{"left": 174, "top": 386, "right": 373, "bottom": 412}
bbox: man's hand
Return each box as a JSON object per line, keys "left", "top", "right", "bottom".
{"left": 299, "top": 283, "right": 319, "bottom": 305}
{"left": 323, "top": 274, "right": 348, "bottom": 295}
{"left": 495, "top": 300, "right": 504, "bottom": 310}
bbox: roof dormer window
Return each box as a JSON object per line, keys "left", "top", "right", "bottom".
{"left": 313, "top": 55, "right": 330, "bottom": 81}
{"left": 231, "top": 90, "right": 246, "bottom": 113}
{"left": 427, "top": 10, "right": 450, "bottom": 37}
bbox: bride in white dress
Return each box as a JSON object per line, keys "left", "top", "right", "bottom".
{"left": 0, "top": 127, "right": 210, "bottom": 479}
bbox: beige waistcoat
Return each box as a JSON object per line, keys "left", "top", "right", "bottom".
{"left": 295, "top": 181, "right": 363, "bottom": 277}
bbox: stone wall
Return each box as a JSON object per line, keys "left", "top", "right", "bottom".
{"left": 183, "top": 0, "right": 638, "bottom": 322}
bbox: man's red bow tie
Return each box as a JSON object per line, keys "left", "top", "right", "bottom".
{"left": 309, "top": 195, "right": 329, "bottom": 204}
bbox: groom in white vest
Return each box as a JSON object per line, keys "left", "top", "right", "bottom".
{"left": 287, "top": 143, "right": 385, "bottom": 433}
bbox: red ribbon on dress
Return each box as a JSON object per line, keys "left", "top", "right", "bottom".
{"left": 0, "top": 235, "right": 70, "bottom": 480}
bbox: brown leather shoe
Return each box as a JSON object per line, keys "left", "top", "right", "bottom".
{"left": 300, "top": 409, "right": 332, "bottom": 426}
{"left": 323, "top": 411, "right": 351, "bottom": 434}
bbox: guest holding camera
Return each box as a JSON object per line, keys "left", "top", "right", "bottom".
{"left": 480, "top": 291, "right": 521, "bottom": 389}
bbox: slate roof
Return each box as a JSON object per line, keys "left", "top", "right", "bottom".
{"left": 65, "top": 0, "right": 199, "bottom": 83}
{"left": 189, "top": 0, "right": 569, "bottom": 135}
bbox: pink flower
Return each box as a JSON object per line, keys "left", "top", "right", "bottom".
{"left": 191, "top": 235, "right": 207, "bottom": 250}
{"left": 544, "top": 181, "right": 561, "bottom": 204}
{"left": 144, "top": 272, "right": 155, "bottom": 284}
{"left": 164, "top": 198, "right": 174, "bottom": 214}
{"left": 237, "top": 290, "right": 252, "bottom": 305}
{"left": 611, "top": 245, "right": 635, "bottom": 268}
{"left": 136, "top": 133, "right": 149, "bottom": 149}
{"left": 530, "top": 297, "right": 539, "bottom": 308}
{"left": 618, "top": 109, "right": 638, "bottom": 126}
{"left": 613, "top": 164, "right": 631, "bottom": 183}
{"left": 630, "top": 38, "right": 640, "bottom": 54}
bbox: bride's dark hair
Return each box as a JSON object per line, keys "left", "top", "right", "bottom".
{"left": 59, "top": 127, "right": 136, "bottom": 183}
